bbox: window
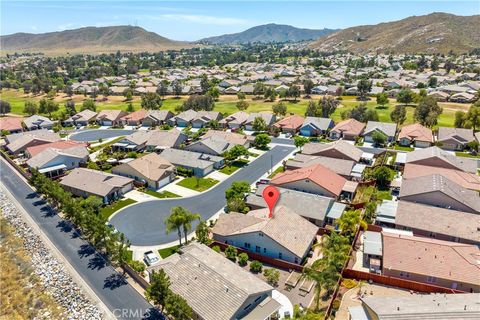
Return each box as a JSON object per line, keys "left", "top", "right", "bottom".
{"left": 427, "top": 276, "right": 436, "bottom": 283}
{"left": 243, "top": 304, "right": 252, "bottom": 311}
{"left": 278, "top": 252, "right": 283, "bottom": 259}
{"left": 255, "top": 246, "right": 260, "bottom": 253}
{"left": 263, "top": 248, "right": 267, "bottom": 253}
{"left": 244, "top": 242, "right": 251, "bottom": 249}
{"left": 295, "top": 257, "right": 298, "bottom": 264}
{"left": 254, "top": 296, "right": 262, "bottom": 302}
{"left": 258, "top": 233, "right": 263, "bottom": 237}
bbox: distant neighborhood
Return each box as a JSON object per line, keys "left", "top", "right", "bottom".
{"left": 1, "top": 42, "right": 479, "bottom": 320}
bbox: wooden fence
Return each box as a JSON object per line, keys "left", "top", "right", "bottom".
{"left": 122, "top": 263, "right": 149, "bottom": 290}
{"left": 342, "top": 268, "right": 466, "bottom": 294}
{"left": 209, "top": 241, "right": 304, "bottom": 272}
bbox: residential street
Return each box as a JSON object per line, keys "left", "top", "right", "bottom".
{"left": 110, "top": 145, "right": 296, "bottom": 246}
{"left": 0, "top": 158, "right": 160, "bottom": 320}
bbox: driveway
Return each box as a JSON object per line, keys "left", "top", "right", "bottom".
{"left": 110, "top": 145, "right": 295, "bottom": 246}
{"left": 70, "top": 129, "right": 135, "bottom": 142}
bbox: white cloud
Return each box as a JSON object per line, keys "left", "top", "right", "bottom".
{"left": 31, "top": 26, "right": 38, "bottom": 31}
{"left": 150, "top": 14, "right": 249, "bottom": 26}
{"left": 57, "top": 23, "right": 76, "bottom": 31}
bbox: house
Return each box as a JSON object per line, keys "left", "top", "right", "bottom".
{"left": 0, "top": 117, "right": 23, "bottom": 133}
{"left": 245, "top": 113, "right": 276, "bottom": 131}
{"left": 219, "top": 111, "right": 249, "bottom": 130}
{"left": 148, "top": 242, "right": 280, "bottom": 320}
{"left": 302, "top": 140, "right": 363, "bottom": 162}
{"left": 403, "top": 163, "right": 480, "bottom": 191}
{"left": 23, "top": 115, "right": 54, "bottom": 130}
{"left": 363, "top": 121, "right": 397, "bottom": 144}
{"left": 245, "top": 185, "right": 345, "bottom": 227}
{"left": 329, "top": 119, "right": 365, "bottom": 140}
{"left": 141, "top": 110, "right": 174, "bottom": 127}
{"left": 186, "top": 130, "right": 252, "bottom": 156}
{"left": 5, "top": 130, "right": 61, "bottom": 155}
{"left": 25, "top": 140, "right": 87, "bottom": 158}
{"left": 397, "top": 123, "right": 433, "bottom": 147}
{"left": 381, "top": 232, "right": 480, "bottom": 292}
{"left": 96, "top": 110, "right": 127, "bottom": 126}
{"left": 119, "top": 109, "right": 148, "bottom": 126}
{"left": 437, "top": 127, "right": 475, "bottom": 151}
{"left": 60, "top": 168, "right": 133, "bottom": 203}
{"left": 392, "top": 201, "right": 480, "bottom": 245}
{"left": 270, "top": 164, "right": 356, "bottom": 200}
{"left": 161, "top": 147, "right": 224, "bottom": 176}
{"left": 273, "top": 115, "right": 305, "bottom": 134}
{"left": 450, "top": 92, "right": 476, "bottom": 103}
{"left": 285, "top": 154, "right": 360, "bottom": 179}
{"left": 191, "top": 111, "right": 222, "bottom": 128}
{"left": 26, "top": 145, "right": 89, "bottom": 177}
{"left": 168, "top": 109, "right": 197, "bottom": 127}
{"left": 112, "top": 130, "right": 187, "bottom": 152}
{"left": 405, "top": 146, "right": 477, "bottom": 173}
{"left": 112, "top": 153, "right": 175, "bottom": 190}
{"left": 212, "top": 205, "right": 318, "bottom": 264}
{"left": 299, "top": 117, "right": 334, "bottom": 137}
{"left": 349, "top": 293, "right": 480, "bottom": 320}
{"left": 64, "top": 109, "right": 97, "bottom": 127}
{"left": 427, "top": 91, "right": 449, "bottom": 102}
{"left": 361, "top": 231, "right": 383, "bottom": 272}
{"left": 399, "top": 174, "right": 480, "bottom": 213}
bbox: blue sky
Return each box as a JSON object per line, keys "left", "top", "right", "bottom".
{"left": 1, "top": 1, "right": 478, "bottom": 40}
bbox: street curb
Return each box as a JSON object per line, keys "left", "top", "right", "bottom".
{"left": 0, "top": 159, "right": 116, "bottom": 320}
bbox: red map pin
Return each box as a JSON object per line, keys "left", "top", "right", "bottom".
{"left": 262, "top": 185, "right": 280, "bottom": 219}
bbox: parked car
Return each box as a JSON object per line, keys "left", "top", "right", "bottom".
{"left": 144, "top": 250, "right": 160, "bottom": 266}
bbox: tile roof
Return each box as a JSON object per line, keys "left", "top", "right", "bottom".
{"left": 405, "top": 146, "right": 477, "bottom": 174}
{"left": 273, "top": 115, "right": 305, "bottom": 130}
{"left": 302, "top": 140, "right": 363, "bottom": 162}
{"left": 160, "top": 148, "right": 222, "bottom": 170}
{"left": 364, "top": 121, "right": 397, "bottom": 137}
{"left": 149, "top": 242, "right": 272, "bottom": 320}
{"left": 66, "top": 109, "right": 97, "bottom": 123}
{"left": 122, "top": 130, "right": 186, "bottom": 148}
{"left": 26, "top": 140, "right": 86, "bottom": 157}
{"left": 113, "top": 153, "right": 174, "bottom": 181}
{"left": 395, "top": 201, "right": 480, "bottom": 243}
{"left": 219, "top": 111, "right": 249, "bottom": 125}
{"left": 120, "top": 108, "right": 147, "bottom": 122}
{"left": 6, "top": 130, "right": 61, "bottom": 153}
{"left": 437, "top": 127, "right": 475, "bottom": 144}
{"left": 286, "top": 153, "right": 354, "bottom": 176}
{"left": 382, "top": 232, "right": 480, "bottom": 286}
{"left": 403, "top": 163, "right": 480, "bottom": 191}
{"left": 397, "top": 123, "right": 433, "bottom": 143}
{"left": 60, "top": 168, "right": 133, "bottom": 197}
{"left": 271, "top": 164, "right": 347, "bottom": 197}
{"left": 23, "top": 115, "right": 53, "bottom": 128}
{"left": 96, "top": 110, "right": 126, "bottom": 121}
{"left": 212, "top": 205, "right": 318, "bottom": 257}
{"left": 0, "top": 117, "right": 23, "bottom": 131}
{"left": 330, "top": 118, "right": 365, "bottom": 136}
{"left": 399, "top": 174, "right": 480, "bottom": 212}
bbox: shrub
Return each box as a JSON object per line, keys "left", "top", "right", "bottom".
{"left": 212, "top": 245, "right": 221, "bottom": 253}
{"left": 176, "top": 166, "right": 194, "bottom": 177}
{"left": 224, "top": 245, "right": 237, "bottom": 261}
{"left": 250, "top": 260, "right": 262, "bottom": 273}
{"left": 129, "top": 260, "right": 146, "bottom": 274}
{"left": 263, "top": 268, "right": 280, "bottom": 286}
{"left": 341, "top": 279, "right": 357, "bottom": 289}
{"left": 238, "top": 253, "right": 249, "bottom": 266}
{"left": 332, "top": 298, "right": 341, "bottom": 310}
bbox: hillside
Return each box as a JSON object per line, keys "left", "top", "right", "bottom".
{"left": 199, "top": 23, "right": 337, "bottom": 44}
{"left": 0, "top": 26, "right": 192, "bottom": 55}
{"left": 310, "top": 13, "right": 480, "bottom": 54}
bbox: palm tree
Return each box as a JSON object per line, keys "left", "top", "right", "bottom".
{"left": 181, "top": 210, "right": 201, "bottom": 244}
{"left": 302, "top": 259, "right": 324, "bottom": 310}
{"left": 165, "top": 207, "right": 186, "bottom": 245}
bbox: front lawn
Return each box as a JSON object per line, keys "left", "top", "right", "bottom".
{"left": 100, "top": 198, "right": 137, "bottom": 220}
{"left": 219, "top": 159, "right": 249, "bottom": 175}
{"left": 177, "top": 177, "right": 219, "bottom": 192}
{"left": 141, "top": 189, "right": 180, "bottom": 199}
{"left": 455, "top": 151, "right": 479, "bottom": 158}
{"left": 158, "top": 245, "right": 181, "bottom": 259}
{"left": 268, "top": 166, "right": 285, "bottom": 179}
{"left": 394, "top": 145, "right": 414, "bottom": 151}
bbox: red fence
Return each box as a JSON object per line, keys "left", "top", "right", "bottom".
{"left": 342, "top": 268, "right": 466, "bottom": 294}
{"left": 209, "top": 241, "right": 304, "bottom": 272}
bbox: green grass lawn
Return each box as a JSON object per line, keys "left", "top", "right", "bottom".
{"left": 2, "top": 89, "right": 463, "bottom": 128}
{"left": 455, "top": 151, "right": 480, "bottom": 158}
{"left": 88, "top": 136, "right": 125, "bottom": 152}
{"left": 141, "top": 189, "right": 180, "bottom": 198}
{"left": 219, "top": 159, "right": 249, "bottom": 175}
{"left": 353, "top": 185, "right": 376, "bottom": 204}
{"left": 158, "top": 245, "right": 181, "bottom": 259}
{"left": 177, "top": 177, "right": 219, "bottom": 192}
{"left": 268, "top": 166, "right": 285, "bottom": 179}
{"left": 377, "top": 189, "right": 393, "bottom": 201}
{"left": 393, "top": 145, "right": 414, "bottom": 151}
{"left": 100, "top": 198, "right": 137, "bottom": 220}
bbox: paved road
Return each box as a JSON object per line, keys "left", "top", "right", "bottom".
{"left": 70, "top": 129, "right": 135, "bottom": 142}
{"left": 111, "top": 145, "right": 296, "bottom": 246}
{"left": 0, "top": 159, "right": 161, "bottom": 320}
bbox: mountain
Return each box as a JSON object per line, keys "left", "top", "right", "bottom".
{"left": 199, "top": 23, "right": 338, "bottom": 44}
{"left": 310, "top": 13, "right": 480, "bottom": 54}
{"left": 0, "top": 26, "right": 192, "bottom": 55}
